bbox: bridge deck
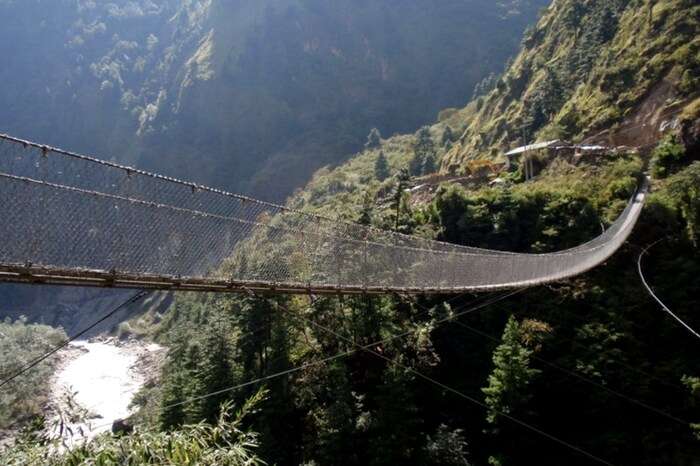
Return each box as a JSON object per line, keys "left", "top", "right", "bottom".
{"left": 0, "top": 133, "right": 648, "bottom": 296}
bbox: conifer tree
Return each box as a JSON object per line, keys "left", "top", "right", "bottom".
{"left": 392, "top": 168, "right": 411, "bottom": 232}
{"left": 442, "top": 125, "right": 454, "bottom": 147}
{"left": 365, "top": 127, "right": 382, "bottom": 150}
{"left": 158, "top": 330, "right": 190, "bottom": 429}
{"left": 158, "top": 364, "right": 186, "bottom": 430}
{"left": 482, "top": 316, "right": 540, "bottom": 426}
{"left": 374, "top": 150, "right": 390, "bottom": 181}
{"left": 410, "top": 126, "right": 437, "bottom": 176}
{"left": 358, "top": 191, "right": 374, "bottom": 225}
{"left": 423, "top": 151, "right": 437, "bottom": 174}
{"left": 197, "top": 323, "right": 235, "bottom": 422}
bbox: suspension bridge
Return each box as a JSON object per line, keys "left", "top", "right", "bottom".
{"left": 0, "top": 133, "right": 648, "bottom": 295}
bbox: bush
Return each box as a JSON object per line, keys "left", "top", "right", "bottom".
{"left": 651, "top": 135, "right": 687, "bottom": 178}
{"left": 0, "top": 391, "right": 267, "bottom": 466}
{"left": 0, "top": 319, "right": 67, "bottom": 430}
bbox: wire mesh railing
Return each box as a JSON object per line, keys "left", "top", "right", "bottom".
{"left": 0, "top": 134, "right": 647, "bottom": 294}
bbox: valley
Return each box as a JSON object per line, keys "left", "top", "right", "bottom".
{"left": 0, "top": 0, "right": 699, "bottom": 465}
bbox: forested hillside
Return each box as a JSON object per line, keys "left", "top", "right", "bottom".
{"left": 0, "top": 0, "right": 548, "bottom": 200}
{"left": 2, "top": 0, "right": 700, "bottom": 465}
{"left": 115, "top": 1, "right": 700, "bottom": 465}
{"left": 443, "top": 0, "right": 699, "bottom": 170}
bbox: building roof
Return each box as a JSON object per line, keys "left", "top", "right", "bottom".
{"left": 505, "top": 140, "right": 562, "bottom": 156}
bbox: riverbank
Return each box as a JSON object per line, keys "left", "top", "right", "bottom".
{"left": 50, "top": 337, "right": 165, "bottom": 445}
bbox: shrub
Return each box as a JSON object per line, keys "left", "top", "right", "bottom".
{"left": 651, "top": 135, "right": 687, "bottom": 178}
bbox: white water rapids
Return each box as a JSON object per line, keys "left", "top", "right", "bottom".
{"left": 51, "top": 340, "right": 159, "bottom": 443}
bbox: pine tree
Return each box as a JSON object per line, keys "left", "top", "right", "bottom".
{"left": 441, "top": 125, "right": 454, "bottom": 148}
{"left": 410, "top": 126, "right": 436, "bottom": 176}
{"left": 423, "top": 151, "right": 437, "bottom": 174}
{"left": 182, "top": 342, "right": 206, "bottom": 423}
{"left": 365, "top": 127, "right": 382, "bottom": 150}
{"left": 198, "top": 323, "right": 235, "bottom": 422}
{"left": 374, "top": 151, "right": 390, "bottom": 181}
{"left": 158, "top": 330, "right": 189, "bottom": 429}
{"left": 482, "top": 315, "right": 541, "bottom": 426}
{"left": 482, "top": 316, "right": 542, "bottom": 466}
{"left": 158, "top": 365, "right": 186, "bottom": 430}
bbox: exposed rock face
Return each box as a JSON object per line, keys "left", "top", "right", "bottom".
{"left": 0, "top": 285, "right": 172, "bottom": 335}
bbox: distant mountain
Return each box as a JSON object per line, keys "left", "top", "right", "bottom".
{"left": 0, "top": 0, "right": 549, "bottom": 200}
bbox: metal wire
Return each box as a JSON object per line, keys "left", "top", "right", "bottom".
{"left": 0, "top": 134, "right": 648, "bottom": 294}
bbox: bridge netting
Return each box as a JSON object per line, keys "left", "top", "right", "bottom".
{"left": 0, "top": 134, "right": 647, "bottom": 294}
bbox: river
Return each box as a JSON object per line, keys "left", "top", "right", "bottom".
{"left": 52, "top": 340, "right": 160, "bottom": 443}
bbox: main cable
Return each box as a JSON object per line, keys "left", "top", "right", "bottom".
{"left": 266, "top": 291, "right": 615, "bottom": 466}
{"left": 159, "top": 290, "right": 515, "bottom": 412}
{"left": 637, "top": 240, "right": 700, "bottom": 340}
{"left": 0, "top": 289, "right": 149, "bottom": 389}
{"left": 400, "top": 293, "right": 689, "bottom": 425}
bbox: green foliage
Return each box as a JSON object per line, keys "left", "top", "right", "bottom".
{"left": 651, "top": 135, "right": 688, "bottom": 178}
{"left": 0, "top": 0, "right": 549, "bottom": 202}
{"left": 442, "top": 126, "right": 455, "bottom": 148}
{"left": 683, "top": 376, "right": 700, "bottom": 439}
{"left": 482, "top": 316, "right": 541, "bottom": 426}
{"left": 0, "top": 318, "right": 66, "bottom": 430}
{"left": 443, "top": 0, "right": 700, "bottom": 173}
{"left": 374, "top": 151, "right": 390, "bottom": 181}
{"left": 431, "top": 183, "right": 602, "bottom": 253}
{"left": 410, "top": 127, "right": 437, "bottom": 176}
{"left": 423, "top": 424, "right": 471, "bottom": 466}
{"left": 390, "top": 169, "right": 413, "bottom": 233}
{"left": 1, "top": 392, "right": 266, "bottom": 466}
{"left": 663, "top": 162, "right": 700, "bottom": 245}
{"left": 120, "top": 150, "right": 700, "bottom": 465}
{"left": 358, "top": 191, "right": 375, "bottom": 226}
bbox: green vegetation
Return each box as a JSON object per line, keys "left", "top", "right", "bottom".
{"left": 409, "top": 126, "right": 438, "bottom": 176}
{"left": 0, "top": 318, "right": 66, "bottom": 431}
{"left": 2, "top": 1, "right": 699, "bottom": 465}
{"left": 651, "top": 135, "right": 690, "bottom": 178}
{"left": 365, "top": 128, "right": 382, "bottom": 151}
{"left": 443, "top": 0, "right": 700, "bottom": 172}
{"left": 374, "top": 151, "right": 390, "bottom": 182}
{"left": 0, "top": 0, "right": 548, "bottom": 201}
{"left": 483, "top": 316, "right": 543, "bottom": 426}
{"left": 1, "top": 394, "right": 265, "bottom": 466}
{"left": 109, "top": 148, "right": 699, "bottom": 465}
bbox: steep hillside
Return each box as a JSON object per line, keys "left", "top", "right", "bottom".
{"left": 0, "top": 0, "right": 183, "bottom": 163}
{"left": 442, "top": 0, "right": 700, "bottom": 172}
{"left": 0, "top": 0, "right": 549, "bottom": 200}
{"left": 295, "top": 0, "right": 699, "bottom": 219}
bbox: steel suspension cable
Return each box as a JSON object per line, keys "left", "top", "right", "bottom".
{"left": 637, "top": 240, "right": 700, "bottom": 341}
{"left": 399, "top": 294, "right": 690, "bottom": 424}
{"left": 158, "top": 291, "right": 517, "bottom": 412}
{"left": 0, "top": 289, "right": 149, "bottom": 390}
{"left": 264, "top": 291, "right": 615, "bottom": 466}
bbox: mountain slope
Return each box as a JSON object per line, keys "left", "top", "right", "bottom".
{"left": 442, "top": 0, "right": 700, "bottom": 172}
{"left": 0, "top": 0, "right": 549, "bottom": 200}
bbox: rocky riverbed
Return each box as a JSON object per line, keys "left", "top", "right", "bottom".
{"left": 50, "top": 337, "right": 164, "bottom": 445}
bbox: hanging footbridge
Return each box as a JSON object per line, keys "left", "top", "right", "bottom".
{"left": 0, "top": 134, "right": 648, "bottom": 295}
